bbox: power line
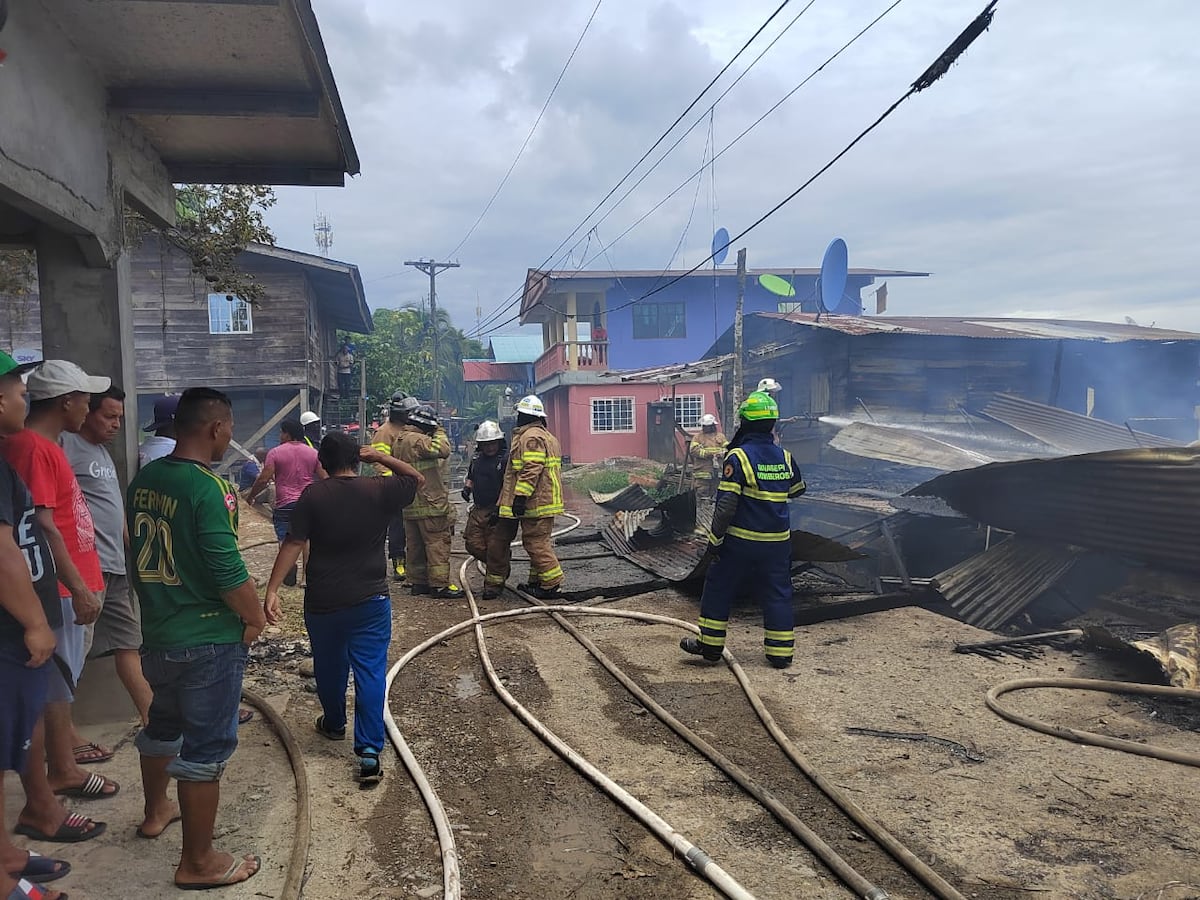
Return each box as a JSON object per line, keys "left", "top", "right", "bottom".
{"left": 468, "top": 0, "right": 795, "bottom": 337}
{"left": 443, "top": 0, "right": 604, "bottom": 262}
{"left": 477, "top": 0, "right": 1001, "bottom": 335}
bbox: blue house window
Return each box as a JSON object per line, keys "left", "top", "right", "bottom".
{"left": 208, "top": 294, "right": 253, "bottom": 334}
{"left": 632, "top": 302, "right": 686, "bottom": 339}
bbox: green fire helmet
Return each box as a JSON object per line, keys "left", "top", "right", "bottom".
{"left": 738, "top": 391, "right": 779, "bottom": 422}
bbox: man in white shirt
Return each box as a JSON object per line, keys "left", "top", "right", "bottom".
{"left": 138, "top": 395, "right": 179, "bottom": 468}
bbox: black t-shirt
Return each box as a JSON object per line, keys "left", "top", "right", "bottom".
{"left": 467, "top": 450, "right": 507, "bottom": 508}
{"left": 0, "top": 458, "right": 62, "bottom": 648}
{"left": 289, "top": 474, "right": 418, "bottom": 614}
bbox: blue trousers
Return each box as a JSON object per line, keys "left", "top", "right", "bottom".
{"left": 305, "top": 594, "right": 392, "bottom": 756}
{"left": 698, "top": 535, "right": 795, "bottom": 662}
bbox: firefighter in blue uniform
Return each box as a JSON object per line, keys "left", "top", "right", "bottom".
{"left": 680, "top": 390, "right": 806, "bottom": 669}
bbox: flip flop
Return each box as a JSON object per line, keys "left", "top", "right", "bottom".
{"left": 53, "top": 772, "right": 119, "bottom": 800}
{"left": 237, "top": 708, "right": 254, "bottom": 726}
{"left": 175, "top": 855, "right": 260, "bottom": 891}
{"left": 14, "top": 814, "right": 107, "bottom": 844}
{"left": 72, "top": 742, "right": 114, "bottom": 765}
{"left": 136, "top": 815, "right": 182, "bottom": 839}
{"left": 7, "top": 852, "right": 71, "bottom": 884}
{"left": 8, "top": 878, "right": 68, "bottom": 900}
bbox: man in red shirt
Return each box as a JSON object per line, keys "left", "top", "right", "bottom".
{"left": 2, "top": 360, "right": 113, "bottom": 845}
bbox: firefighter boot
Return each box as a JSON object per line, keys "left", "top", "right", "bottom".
{"left": 679, "top": 637, "right": 722, "bottom": 663}
{"left": 431, "top": 584, "right": 464, "bottom": 599}
{"left": 528, "top": 584, "right": 562, "bottom": 601}
{"left": 392, "top": 556, "right": 407, "bottom": 582}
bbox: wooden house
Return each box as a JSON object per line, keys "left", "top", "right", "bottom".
{"left": 0, "top": 236, "right": 371, "bottom": 453}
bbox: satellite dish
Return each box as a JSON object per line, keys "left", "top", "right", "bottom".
{"left": 758, "top": 273, "right": 796, "bottom": 297}
{"left": 819, "top": 238, "right": 848, "bottom": 314}
{"left": 711, "top": 228, "right": 730, "bottom": 266}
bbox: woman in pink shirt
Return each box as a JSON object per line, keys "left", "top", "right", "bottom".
{"left": 245, "top": 419, "right": 324, "bottom": 584}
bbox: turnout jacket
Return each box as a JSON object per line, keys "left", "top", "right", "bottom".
{"left": 466, "top": 449, "right": 507, "bottom": 509}
{"left": 498, "top": 422, "right": 564, "bottom": 519}
{"left": 689, "top": 430, "right": 728, "bottom": 478}
{"left": 709, "top": 433, "right": 805, "bottom": 545}
{"left": 395, "top": 424, "right": 452, "bottom": 518}
{"left": 370, "top": 420, "right": 406, "bottom": 476}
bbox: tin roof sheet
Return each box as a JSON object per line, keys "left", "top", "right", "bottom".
{"left": 980, "top": 394, "right": 1177, "bottom": 454}
{"left": 488, "top": 334, "right": 545, "bottom": 363}
{"left": 760, "top": 313, "right": 1200, "bottom": 343}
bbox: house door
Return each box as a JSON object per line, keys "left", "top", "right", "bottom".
{"left": 809, "top": 372, "right": 830, "bottom": 416}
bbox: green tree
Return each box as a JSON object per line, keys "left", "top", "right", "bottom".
{"left": 344, "top": 305, "right": 502, "bottom": 419}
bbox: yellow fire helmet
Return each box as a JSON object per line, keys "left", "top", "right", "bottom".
{"left": 738, "top": 391, "right": 779, "bottom": 422}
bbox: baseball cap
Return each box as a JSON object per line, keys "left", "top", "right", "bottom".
{"left": 143, "top": 394, "right": 181, "bottom": 431}
{"left": 26, "top": 360, "right": 111, "bottom": 401}
{"left": 0, "top": 349, "right": 41, "bottom": 379}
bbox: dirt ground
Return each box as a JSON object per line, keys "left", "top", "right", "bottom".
{"left": 10, "top": 492, "right": 1199, "bottom": 899}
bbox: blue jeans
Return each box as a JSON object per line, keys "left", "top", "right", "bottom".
{"left": 305, "top": 594, "right": 391, "bottom": 757}
{"left": 272, "top": 502, "right": 296, "bottom": 542}
{"left": 136, "top": 642, "right": 248, "bottom": 781}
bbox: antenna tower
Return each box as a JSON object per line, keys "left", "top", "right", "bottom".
{"left": 314, "top": 212, "right": 334, "bottom": 257}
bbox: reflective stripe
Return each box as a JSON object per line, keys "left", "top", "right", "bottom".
{"left": 742, "top": 487, "right": 789, "bottom": 502}
{"left": 698, "top": 634, "right": 726, "bottom": 647}
{"left": 485, "top": 574, "right": 506, "bottom": 585}
{"left": 698, "top": 617, "right": 727, "bottom": 632}
{"left": 788, "top": 483, "right": 807, "bottom": 497}
{"left": 538, "top": 565, "right": 564, "bottom": 581}
{"left": 728, "top": 449, "right": 757, "bottom": 488}
{"left": 717, "top": 481, "right": 742, "bottom": 495}
{"left": 726, "top": 525, "right": 790, "bottom": 542}
{"left": 764, "top": 645, "right": 794, "bottom": 657}
{"left": 510, "top": 459, "right": 525, "bottom": 470}
{"left": 708, "top": 532, "right": 724, "bottom": 546}
{"left": 763, "top": 629, "right": 794, "bottom": 642}
{"left": 524, "top": 452, "right": 547, "bottom": 462}
{"left": 514, "top": 483, "right": 535, "bottom": 497}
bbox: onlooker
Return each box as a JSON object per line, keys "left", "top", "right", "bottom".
{"left": 128, "top": 387, "right": 267, "bottom": 888}
{"left": 138, "top": 394, "right": 180, "bottom": 468}
{"left": 395, "top": 405, "right": 461, "bottom": 598}
{"left": 265, "top": 433, "right": 420, "bottom": 785}
{"left": 236, "top": 447, "right": 266, "bottom": 495}
{"left": 0, "top": 352, "right": 70, "bottom": 899}
{"left": 334, "top": 342, "right": 355, "bottom": 399}
{"left": 62, "top": 385, "right": 154, "bottom": 725}
{"left": 245, "top": 419, "right": 323, "bottom": 586}
{"left": 2, "top": 360, "right": 116, "bottom": 849}
{"left": 461, "top": 421, "right": 506, "bottom": 564}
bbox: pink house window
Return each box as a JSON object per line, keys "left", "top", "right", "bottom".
{"left": 591, "top": 397, "right": 634, "bottom": 433}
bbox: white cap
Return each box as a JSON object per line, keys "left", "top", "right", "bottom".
{"left": 26, "top": 360, "right": 110, "bottom": 401}
{"left": 300, "top": 411, "right": 321, "bottom": 425}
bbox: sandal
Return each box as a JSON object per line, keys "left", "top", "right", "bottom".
{"left": 7, "top": 852, "right": 71, "bottom": 884}
{"left": 237, "top": 708, "right": 254, "bottom": 726}
{"left": 72, "top": 742, "right": 113, "bottom": 765}
{"left": 53, "top": 772, "right": 120, "bottom": 800}
{"left": 175, "top": 854, "right": 260, "bottom": 891}
{"left": 14, "top": 814, "right": 107, "bottom": 844}
{"left": 8, "top": 878, "right": 68, "bottom": 900}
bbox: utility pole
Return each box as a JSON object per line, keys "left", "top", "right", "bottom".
{"left": 732, "top": 248, "right": 747, "bottom": 419}
{"left": 404, "top": 259, "right": 460, "bottom": 411}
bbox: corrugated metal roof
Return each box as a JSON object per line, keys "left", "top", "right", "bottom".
{"left": 931, "top": 537, "right": 1083, "bottom": 629}
{"left": 980, "top": 394, "right": 1177, "bottom": 454}
{"left": 462, "top": 360, "right": 531, "bottom": 383}
{"left": 908, "top": 448, "right": 1200, "bottom": 575}
{"left": 829, "top": 422, "right": 995, "bottom": 471}
{"left": 589, "top": 485, "right": 659, "bottom": 511}
{"left": 541, "top": 267, "right": 928, "bottom": 279}
{"left": 760, "top": 312, "right": 1200, "bottom": 343}
{"left": 488, "top": 334, "right": 545, "bottom": 363}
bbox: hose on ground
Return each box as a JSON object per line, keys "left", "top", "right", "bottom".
{"left": 461, "top": 559, "right": 758, "bottom": 900}
{"left": 509, "top": 583, "right": 895, "bottom": 900}
{"left": 241, "top": 689, "right": 310, "bottom": 900}
{"left": 986, "top": 677, "right": 1200, "bottom": 768}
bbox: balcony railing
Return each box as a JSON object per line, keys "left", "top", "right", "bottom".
{"left": 534, "top": 341, "right": 609, "bottom": 382}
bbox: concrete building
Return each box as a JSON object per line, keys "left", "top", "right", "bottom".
{"left": 0, "top": 0, "right": 358, "bottom": 476}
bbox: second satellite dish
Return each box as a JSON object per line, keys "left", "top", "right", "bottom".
{"left": 711, "top": 228, "right": 730, "bottom": 266}
{"left": 819, "top": 238, "right": 848, "bottom": 314}
{"left": 758, "top": 273, "right": 795, "bottom": 297}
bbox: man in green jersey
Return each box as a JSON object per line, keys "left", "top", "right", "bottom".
{"left": 127, "top": 387, "right": 269, "bottom": 890}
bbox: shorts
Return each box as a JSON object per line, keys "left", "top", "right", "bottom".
{"left": 135, "top": 642, "right": 247, "bottom": 782}
{"left": 48, "top": 595, "right": 97, "bottom": 703}
{"left": 272, "top": 502, "right": 296, "bottom": 543}
{"left": 89, "top": 572, "right": 142, "bottom": 657}
{"left": 0, "top": 646, "right": 50, "bottom": 771}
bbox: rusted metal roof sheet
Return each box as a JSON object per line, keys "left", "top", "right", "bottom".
{"left": 588, "top": 484, "right": 658, "bottom": 512}
{"left": 760, "top": 313, "right": 1200, "bottom": 343}
{"left": 908, "top": 448, "right": 1200, "bottom": 575}
{"left": 829, "top": 422, "right": 995, "bottom": 471}
{"left": 931, "top": 537, "right": 1083, "bottom": 629}
{"left": 980, "top": 394, "right": 1177, "bottom": 454}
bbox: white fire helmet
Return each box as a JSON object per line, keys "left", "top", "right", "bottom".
{"left": 515, "top": 394, "right": 547, "bottom": 418}
{"left": 300, "top": 411, "right": 321, "bottom": 425}
{"left": 476, "top": 420, "right": 504, "bottom": 442}
{"left": 699, "top": 414, "right": 718, "bottom": 427}
{"left": 756, "top": 377, "right": 782, "bottom": 395}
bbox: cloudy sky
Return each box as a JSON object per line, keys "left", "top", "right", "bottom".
{"left": 268, "top": 0, "right": 1200, "bottom": 335}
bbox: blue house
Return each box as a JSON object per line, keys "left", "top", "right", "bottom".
{"left": 506, "top": 264, "right": 926, "bottom": 463}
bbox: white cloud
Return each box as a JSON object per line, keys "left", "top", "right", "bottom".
{"left": 269, "top": 0, "right": 1200, "bottom": 335}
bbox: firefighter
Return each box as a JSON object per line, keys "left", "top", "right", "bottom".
{"left": 395, "top": 404, "right": 463, "bottom": 598}
{"left": 461, "top": 420, "right": 507, "bottom": 564}
{"left": 688, "top": 413, "right": 727, "bottom": 498}
{"left": 680, "top": 391, "right": 806, "bottom": 669}
{"left": 372, "top": 391, "right": 419, "bottom": 581}
{"left": 756, "top": 377, "right": 782, "bottom": 396}
{"left": 300, "top": 409, "right": 322, "bottom": 447}
{"left": 485, "top": 394, "right": 564, "bottom": 600}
